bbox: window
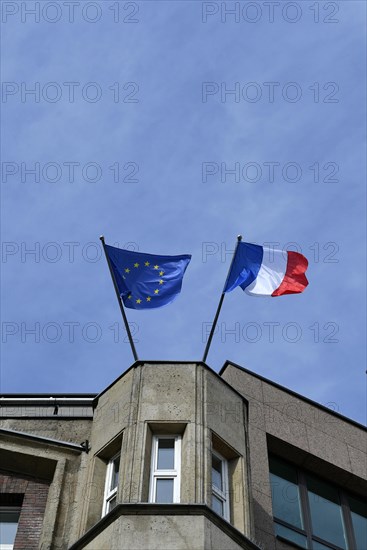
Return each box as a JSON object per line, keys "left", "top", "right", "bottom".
{"left": 211, "top": 450, "right": 230, "bottom": 521}
{"left": 348, "top": 495, "right": 367, "bottom": 549}
{"left": 149, "top": 436, "right": 181, "bottom": 503}
{"left": 102, "top": 453, "right": 120, "bottom": 516}
{"left": 0, "top": 507, "right": 21, "bottom": 550}
{"left": 306, "top": 475, "right": 347, "bottom": 549}
{"left": 269, "top": 455, "right": 367, "bottom": 550}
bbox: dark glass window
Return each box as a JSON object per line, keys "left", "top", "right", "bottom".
{"left": 270, "top": 456, "right": 303, "bottom": 529}
{"left": 274, "top": 523, "right": 308, "bottom": 548}
{"left": 312, "top": 542, "right": 336, "bottom": 550}
{"left": 306, "top": 475, "right": 347, "bottom": 549}
{"left": 348, "top": 495, "right": 367, "bottom": 549}
{"left": 269, "top": 455, "right": 366, "bottom": 550}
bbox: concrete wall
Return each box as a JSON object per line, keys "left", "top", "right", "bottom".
{"left": 79, "top": 362, "right": 253, "bottom": 546}
{"left": 220, "top": 362, "right": 367, "bottom": 550}
{"left": 81, "top": 513, "right": 255, "bottom": 550}
{"left": 3, "top": 361, "right": 364, "bottom": 549}
{"left": 0, "top": 413, "right": 92, "bottom": 550}
{"left": 0, "top": 418, "right": 92, "bottom": 444}
{"left": 83, "top": 514, "right": 206, "bottom": 550}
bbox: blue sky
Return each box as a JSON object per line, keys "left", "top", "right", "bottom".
{"left": 1, "top": 1, "right": 366, "bottom": 424}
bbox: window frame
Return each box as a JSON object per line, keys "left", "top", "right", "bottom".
{"left": 0, "top": 505, "right": 22, "bottom": 550}
{"left": 149, "top": 435, "right": 181, "bottom": 504}
{"left": 102, "top": 452, "right": 120, "bottom": 517}
{"left": 269, "top": 454, "right": 366, "bottom": 550}
{"left": 211, "top": 449, "right": 230, "bottom": 521}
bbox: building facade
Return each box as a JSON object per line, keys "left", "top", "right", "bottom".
{"left": 0, "top": 361, "right": 366, "bottom": 549}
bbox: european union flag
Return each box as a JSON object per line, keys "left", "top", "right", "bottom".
{"left": 105, "top": 244, "right": 191, "bottom": 310}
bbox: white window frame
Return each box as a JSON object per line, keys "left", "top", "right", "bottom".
{"left": 149, "top": 435, "right": 181, "bottom": 503}
{"left": 102, "top": 452, "right": 120, "bottom": 517}
{"left": 211, "top": 450, "right": 230, "bottom": 521}
{"left": 0, "top": 505, "right": 21, "bottom": 550}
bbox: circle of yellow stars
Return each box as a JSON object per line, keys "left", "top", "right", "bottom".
{"left": 122, "top": 260, "right": 166, "bottom": 305}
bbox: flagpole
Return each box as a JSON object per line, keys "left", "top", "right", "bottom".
{"left": 100, "top": 235, "right": 139, "bottom": 362}
{"left": 202, "top": 235, "right": 242, "bottom": 363}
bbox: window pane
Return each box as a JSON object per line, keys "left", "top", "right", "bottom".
{"left": 0, "top": 510, "right": 20, "bottom": 544}
{"left": 270, "top": 472, "right": 303, "bottom": 529}
{"left": 108, "top": 496, "right": 117, "bottom": 512}
{"left": 110, "top": 456, "right": 120, "bottom": 491}
{"left": 269, "top": 457, "right": 303, "bottom": 529}
{"left": 157, "top": 439, "right": 175, "bottom": 470}
{"left": 212, "top": 494, "right": 224, "bottom": 517}
{"left": 155, "top": 479, "right": 174, "bottom": 503}
{"left": 274, "top": 523, "right": 307, "bottom": 548}
{"left": 269, "top": 456, "right": 299, "bottom": 485}
{"left": 306, "top": 475, "right": 347, "bottom": 549}
{"left": 212, "top": 455, "right": 222, "bottom": 491}
{"left": 312, "top": 541, "right": 337, "bottom": 550}
{"left": 348, "top": 495, "right": 367, "bottom": 549}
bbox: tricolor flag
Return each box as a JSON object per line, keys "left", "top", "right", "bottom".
{"left": 224, "top": 242, "right": 308, "bottom": 297}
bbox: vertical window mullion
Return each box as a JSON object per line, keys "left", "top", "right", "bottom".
{"left": 174, "top": 436, "right": 181, "bottom": 502}
{"left": 149, "top": 436, "right": 158, "bottom": 502}
{"left": 298, "top": 470, "right": 313, "bottom": 549}
{"left": 340, "top": 491, "right": 356, "bottom": 550}
{"left": 222, "top": 457, "right": 230, "bottom": 520}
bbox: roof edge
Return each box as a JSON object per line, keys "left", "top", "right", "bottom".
{"left": 220, "top": 360, "right": 366, "bottom": 432}
{"left": 0, "top": 427, "right": 89, "bottom": 453}
{"left": 0, "top": 393, "right": 97, "bottom": 398}
{"left": 93, "top": 360, "right": 249, "bottom": 408}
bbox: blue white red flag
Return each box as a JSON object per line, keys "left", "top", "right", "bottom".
{"left": 224, "top": 242, "right": 308, "bottom": 297}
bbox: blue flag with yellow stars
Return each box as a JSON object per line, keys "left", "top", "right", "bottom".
{"left": 105, "top": 244, "right": 191, "bottom": 310}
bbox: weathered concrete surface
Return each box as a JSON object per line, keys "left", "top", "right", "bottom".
{"left": 80, "top": 362, "right": 252, "bottom": 540}
{"left": 82, "top": 514, "right": 254, "bottom": 550}
{"left": 0, "top": 435, "right": 90, "bottom": 550}
{"left": 3, "top": 361, "right": 365, "bottom": 550}
{"left": 0, "top": 418, "right": 92, "bottom": 444}
{"left": 220, "top": 362, "right": 367, "bottom": 550}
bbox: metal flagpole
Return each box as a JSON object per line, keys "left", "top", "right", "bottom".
{"left": 100, "top": 235, "right": 139, "bottom": 362}
{"left": 202, "top": 235, "right": 242, "bottom": 363}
